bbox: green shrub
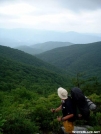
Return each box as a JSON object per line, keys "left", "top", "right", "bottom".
{"left": 3, "top": 116, "right": 38, "bottom": 134}
{"left": 0, "top": 114, "right": 6, "bottom": 133}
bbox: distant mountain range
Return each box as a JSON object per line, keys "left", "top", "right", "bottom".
{"left": 15, "top": 41, "right": 73, "bottom": 54}
{"left": 15, "top": 45, "right": 42, "bottom": 55}
{"left": 0, "top": 28, "right": 101, "bottom": 47}
{"left": 36, "top": 41, "right": 101, "bottom": 80}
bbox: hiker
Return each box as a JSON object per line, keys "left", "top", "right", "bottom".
{"left": 51, "top": 87, "right": 75, "bottom": 134}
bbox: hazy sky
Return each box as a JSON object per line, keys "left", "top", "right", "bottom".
{"left": 0, "top": 0, "right": 101, "bottom": 33}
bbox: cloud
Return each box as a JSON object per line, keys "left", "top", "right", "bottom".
{"left": 57, "top": 0, "right": 101, "bottom": 11}
{"left": 0, "top": 2, "right": 36, "bottom": 16}
{"left": 22, "top": 0, "right": 101, "bottom": 11}
{"left": 0, "top": 0, "right": 101, "bottom": 33}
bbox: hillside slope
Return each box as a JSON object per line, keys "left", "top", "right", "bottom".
{"left": 37, "top": 42, "right": 101, "bottom": 79}
{"left": 0, "top": 55, "right": 69, "bottom": 92}
{"left": 0, "top": 45, "right": 62, "bottom": 74}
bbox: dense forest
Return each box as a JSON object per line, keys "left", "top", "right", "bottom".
{"left": 0, "top": 44, "right": 101, "bottom": 134}
{"left": 37, "top": 42, "right": 101, "bottom": 80}
{"left": 0, "top": 45, "right": 63, "bottom": 74}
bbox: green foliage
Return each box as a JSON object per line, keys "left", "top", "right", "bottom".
{"left": 88, "top": 112, "right": 101, "bottom": 131}
{"left": 88, "top": 94, "right": 101, "bottom": 113}
{"left": 0, "top": 55, "right": 69, "bottom": 93}
{"left": 1, "top": 86, "right": 100, "bottom": 133}
{"left": 0, "top": 88, "right": 62, "bottom": 133}
{"left": 0, "top": 43, "right": 101, "bottom": 133}
{"left": 3, "top": 116, "right": 38, "bottom": 134}
{"left": 70, "top": 73, "right": 101, "bottom": 95}
{"left": 0, "top": 45, "right": 62, "bottom": 74}
{"left": 0, "top": 114, "right": 6, "bottom": 133}
{"left": 95, "top": 112, "right": 101, "bottom": 125}
{"left": 37, "top": 42, "right": 101, "bottom": 81}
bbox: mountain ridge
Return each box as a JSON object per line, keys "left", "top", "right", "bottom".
{"left": 0, "top": 28, "right": 101, "bottom": 47}
{"left": 15, "top": 41, "right": 73, "bottom": 54}
{"left": 0, "top": 55, "right": 69, "bottom": 92}
{"left": 36, "top": 41, "right": 101, "bottom": 80}
{"left": 0, "top": 45, "right": 63, "bottom": 74}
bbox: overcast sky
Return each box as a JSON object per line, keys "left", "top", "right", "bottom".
{"left": 0, "top": 0, "right": 101, "bottom": 33}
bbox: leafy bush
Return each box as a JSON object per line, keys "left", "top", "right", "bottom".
{"left": 0, "top": 114, "right": 6, "bottom": 133}
{"left": 0, "top": 79, "right": 101, "bottom": 133}
{"left": 3, "top": 117, "right": 38, "bottom": 134}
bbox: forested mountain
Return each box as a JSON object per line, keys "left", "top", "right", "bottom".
{"left": 37, "top": 41, "right": 101, "bottom": 80}
{"left": 0, "top": 55, "right": 69, "bottom": 93}
{"left": 0, "top": 45, "right": 62, "bottom": 74}
{"left": 15, "top": 41, "right": 73, "bottom": 55}
{"left": 31, "top": 41, "right": 73, "bottom": 53}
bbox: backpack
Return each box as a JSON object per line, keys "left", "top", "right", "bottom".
{"left": 85, "top": 96, "right": 96, "bottom": 111}
{"left": 71, "top": 87, "right": 90, "bottom": 121}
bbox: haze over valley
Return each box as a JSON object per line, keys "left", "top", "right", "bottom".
{"left": 0, "top": 28, "right": 101, "bottom": 48}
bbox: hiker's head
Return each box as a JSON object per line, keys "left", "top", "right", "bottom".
{"left": 57, "top": 87, "right": 68, "bottom": 100}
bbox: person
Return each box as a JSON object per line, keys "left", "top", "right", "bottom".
{"left": 51, "top": 87, "right": 75, "bottom": 134}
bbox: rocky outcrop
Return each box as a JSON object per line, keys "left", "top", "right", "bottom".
{"left": 62, "top": 125, "right": 93, "bottom": 134}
